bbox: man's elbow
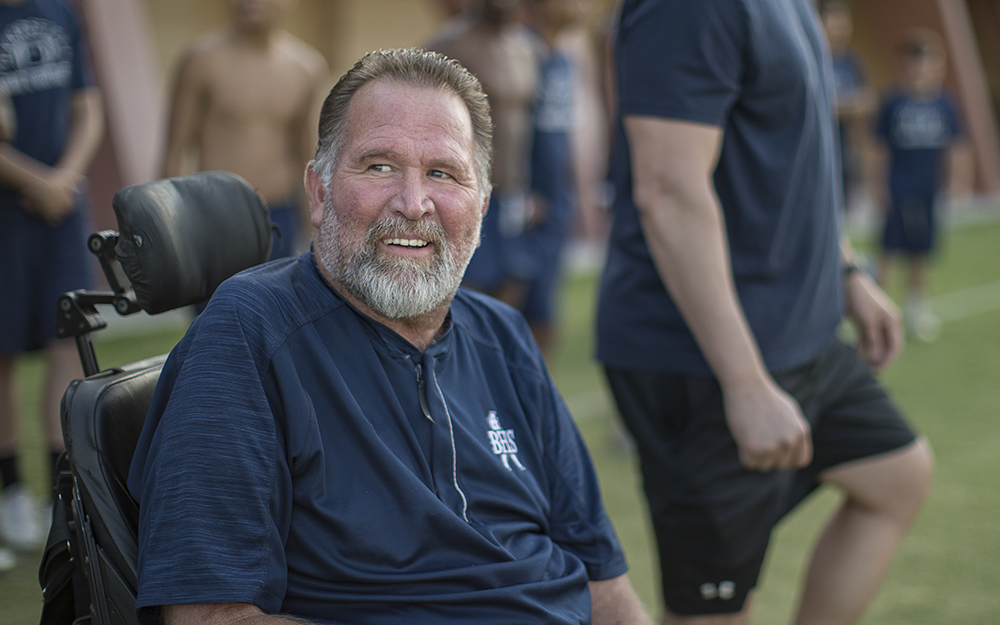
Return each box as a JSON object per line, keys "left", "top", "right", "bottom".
{"left": 589, "top": 574, "right": 653, "bottom": 625}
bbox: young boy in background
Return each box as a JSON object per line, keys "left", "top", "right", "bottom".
{"left": 875, "top": 28, "right": 963, "bottom": 341}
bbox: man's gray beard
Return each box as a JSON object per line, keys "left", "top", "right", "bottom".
{"left": 317, "top": 206, "right": 478, "bottom": 320}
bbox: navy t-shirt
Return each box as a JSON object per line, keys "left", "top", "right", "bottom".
{"left": 0, "top": 0, "right": 93, "bottom": 168}
{"left": 128, "top": 253, "right": 627, "bottom": 625}
{"left": 876, "top": 90, "right": 960, "bottom": 197}
{"left": 597, "top": 0, "right": 843, "bottom": 374}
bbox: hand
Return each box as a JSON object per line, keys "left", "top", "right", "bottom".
{"left": 844, "top": 271, "right": 904, "bottom": 371}
{"left": 723, "top": 377, "right": 812, "bottom": 472}
{"left": 525, "top": 192, "right": 548, "bottom": 228}
{"left": 22, "top": 167, "right": 84, "bottom": 224}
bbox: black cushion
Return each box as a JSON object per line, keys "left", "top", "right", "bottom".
{"left": 112, "top": 172, "right": 273, "bottom": 314}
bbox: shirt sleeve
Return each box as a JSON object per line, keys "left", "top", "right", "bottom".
{"left": 617, "top": 0, "right": 747, "bottom": 126}
{"left": 129, "top": 296, "right": 288, "bottom": 624}
{"left": 530, "top": 362, "right": 628, "bottom": 582}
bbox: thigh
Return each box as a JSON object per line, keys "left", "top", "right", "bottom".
{"left": 38, "top": 207, "right": 94, "bottom": 345}
{"left": 0, "top": 206, "right": 36, "bottom": 354}
{"left": 605, "top": 367, "right": 793, "bottom": 616}
{"left": 776, "top": 339, "right": 918, "bottom": 512}
{"left": 0, "top": 207, "right": 91, "bottom": 354}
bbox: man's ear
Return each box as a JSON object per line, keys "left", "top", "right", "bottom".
{"left": 305, "top": 161, "right": 327, "bottom": 229}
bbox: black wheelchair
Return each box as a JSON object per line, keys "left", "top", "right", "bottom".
{"left": 38, "top": 172, "right": 274, "bottom": 625}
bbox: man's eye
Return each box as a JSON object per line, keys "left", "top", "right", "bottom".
{"left": 370, "top": 164, "right": 391, "bottom": 172}
{"left": 428, "top": 170, "right": 451, "bottom": 179}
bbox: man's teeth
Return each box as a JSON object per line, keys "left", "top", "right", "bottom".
{"left": 384, "top": 238, "right": 429, "bottom": 248}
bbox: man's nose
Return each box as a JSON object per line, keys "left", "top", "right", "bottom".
{"left": 393, "top": 170, "right": 434, "bottom": 220}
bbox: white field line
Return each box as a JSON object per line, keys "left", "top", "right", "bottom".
{"left": 564, "top": 280, "right": 1000, "bottom": 422}
{"left": 929, "top": 280, "right": 1000, "bottom": 322}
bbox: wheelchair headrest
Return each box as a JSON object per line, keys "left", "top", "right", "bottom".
{"left": 111, "top": 172, "right": 273, "bottom": 314}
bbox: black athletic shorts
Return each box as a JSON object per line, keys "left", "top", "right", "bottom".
{"left": 604, "top": 339, "right": 917, "bottom": 616}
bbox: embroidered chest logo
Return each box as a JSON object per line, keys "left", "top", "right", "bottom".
{"left": 487, "top": 411, "right": 525, "bottom": 471}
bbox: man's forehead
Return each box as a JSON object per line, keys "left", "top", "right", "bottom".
{"left": 351, "top": 78, "right": 464, "bottom": 111}
{"left": 344, "top": 79, "right": 474, "bottom": 146}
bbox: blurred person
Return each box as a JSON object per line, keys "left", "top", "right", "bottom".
{"left": 429, "top": 0, "right": 479, "bottom": 45}
{"left": 598, "top": 1, "right": 933, "bottom": 623}
{"left": 0, "top": 84, "right": 14, "bottom": 573}
{"left": 535, "top": 0, "right": 610, "bottom": 271}
{"left": 0, "top": 0, "right": 104, "bottom": 552}
{"left": 438, "top": 0, "right": 476, "bottom": 17}
{"left": 129, "top": 48, "right": 651, "bottom": 625}
{"left": 819, "top": 0, "right": 876, "bottom": 216}
{"left": 0, "top": 84, "right": 14, "bottom": 141}
{"left": 874, "top": 29, "right": 963, "bottom": 342}
{"left": 430, "top": 0, "right": 539, "bottom": 308}
{"left": 518, "top": 0, "right": 590, "bottom": 356}
{"left": 162, "top": 0, "right": 329, "bottom": 260}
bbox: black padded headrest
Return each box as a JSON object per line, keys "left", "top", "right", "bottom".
{"left": 112, "top": 172, "right": 273, "bottom": 314}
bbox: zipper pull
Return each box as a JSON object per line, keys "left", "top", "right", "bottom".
{"left": 414, "top": 363, "right": 434, "bottom": 422}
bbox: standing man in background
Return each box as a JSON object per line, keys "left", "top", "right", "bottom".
{"left": 819, "top": 0, "right": 876, "bottom": 217}
{"left": 162, "top": 0, "right": 329, "bottom": 260}
{"left": 518, "top": 0, "right": 588, "bottom": 357}
{"left": 598, "top": 1, "right": 934, "bottom": 623}
{"left": 430, "top": 0, "right": 539, "bottom": 307}
{"left": 0, "top": 0, "right": 104, "bottom": 556}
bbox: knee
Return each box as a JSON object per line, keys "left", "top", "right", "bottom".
{"left": 903, "top": 436, "right": 935, "bottom": 507}
{"left": 827, "top": 436, "right": 934, "bottom": 525}
{"left": 867, "top": 437, "right": 934, "bottom": 524}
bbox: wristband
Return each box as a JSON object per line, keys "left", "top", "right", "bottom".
{"left": 842, "top": 260, "right": 864, "bottom": 278}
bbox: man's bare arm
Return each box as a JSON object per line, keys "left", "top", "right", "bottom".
{"left": 164, "top": 603, "right": 314, "bottom": 625}
{"left": 162, "top": 48, "right": 211, "bottom": 178}
{"left": 589, "top": 574, "right": 653, "bottom": 625}
{"left": 0, "top": 88, "right": 15, "bottom": 142}
{"left": 841, "top": 238, "right": 903, "bottom": 371}
{"left": 57, "top": 86, "right": 104, "bottom": 176}
{"left": 623, "top": 115, "right": 811, "bottom": 472}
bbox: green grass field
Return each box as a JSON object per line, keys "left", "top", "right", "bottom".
{"left": 3, "top": 218, "right": 999, "bottom": 624}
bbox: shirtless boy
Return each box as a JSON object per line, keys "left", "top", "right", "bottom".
{"left": 163, "top": 0, "right": 329, "bottom": 259}
{"left": 430, "top": 0, "right": 539, "bottom": 306}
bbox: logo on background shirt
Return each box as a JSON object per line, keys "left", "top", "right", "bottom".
{"left": 890, "top": 102, "right": 951, "bottom": 149}
{"left": 0, "top": 18, "right": 72, "bottom": 96}
{"left": 699, "top": 581, "right": 736, "bottom": 601}
{"left": 486, "top": 411, "right": 525, "bottom": 471}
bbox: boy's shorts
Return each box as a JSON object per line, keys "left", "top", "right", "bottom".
{"left": 604, "top": 339, "right": 917, "bottom": 616}
{"left": 882, "top": 190, "right": 936, "bottom": 254}
{"left": 266, "top": 202, "right": 298, "bottom": 260}
{"left": 462, "top": 192, "right": 533, "bottom": 293}
{"left": 0, "top": 203, "right": 93, "bottom": 355}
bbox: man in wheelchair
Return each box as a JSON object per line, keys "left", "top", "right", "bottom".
{"left": 126, "top": 48, "right": 649, "bottom": 625}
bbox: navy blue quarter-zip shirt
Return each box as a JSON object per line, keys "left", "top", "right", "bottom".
{"left": 129, "top": 252, "right": 626, "bottom": 625}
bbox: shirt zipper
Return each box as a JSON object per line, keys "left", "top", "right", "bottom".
{"left": 431, "top": 371, "right": 469, "bottom": 522}
{"left": 413, "top": 363, "right": 434, "bottom": 423}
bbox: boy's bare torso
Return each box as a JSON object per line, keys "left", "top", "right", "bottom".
{"left": 166, "top": 29, "right": 327, "bottom": 203}
{"left": 435, "top": 23, "right": 537, "bottom": 193}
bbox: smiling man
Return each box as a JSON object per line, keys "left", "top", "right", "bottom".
{"left": 128, "top": 48, "right": 649, "bottom": 625}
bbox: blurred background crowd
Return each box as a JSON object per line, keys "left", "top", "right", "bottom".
{"left": 2, "top": 0, "right": 1000, "bottom": 620}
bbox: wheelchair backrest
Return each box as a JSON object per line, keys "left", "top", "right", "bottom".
{"left": 55, "top": 357, "right": 165, "bottom": 625}
{"left": 42, "top": 172, "right": 274, "bottom": 625}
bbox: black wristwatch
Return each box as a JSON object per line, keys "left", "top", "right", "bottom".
{"left": 842, "top": 259, "right": 864, "bottom": 278}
